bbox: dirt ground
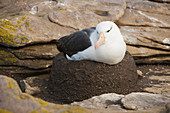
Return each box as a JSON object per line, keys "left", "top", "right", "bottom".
{"left": 32, "top": 64, "right": 170, "bottom": 104}
{"left": 137, "top": 64, "right": 170, "bottom": 88}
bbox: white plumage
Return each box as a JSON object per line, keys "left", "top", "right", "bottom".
{"left": 66, "top": 21, "right": 126, "bottom": 65}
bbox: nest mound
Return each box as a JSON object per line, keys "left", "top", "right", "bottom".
{"left": 50, "top": 51, "right": 138, "bottom": 103}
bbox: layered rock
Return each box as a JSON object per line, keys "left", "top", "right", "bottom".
{"left": 0, "top": 0, "right": 47, "bottom": 18}
{"left": 0, "top": 0, "right": 169, "bottom": 79}
{"left": 48, "top": 0, "right": 126, "bottom": 30}
{"left": 0, "top": 75, "right": 90, "bottom": 113}
{"left": 142, "top": 68, "right": 170, "bottom": 97}
{"left": 120, "top": 26, "right": 170, "bottom": 63}
{"left": 71, "top": 93, "right": 125, "bottom": 110}
{"left": 0, "top": 44, "right": 57, "bottom": 78}
{"left": 0, "top": 0, "right": 170, "bottom": 112}
{"left": 0, "top": 15, "right": 73, "bottom": 47}
{"left": 121, "top": 92, "right": 170, "bottom": 110}
{"left": 0, "top": 14, "right": 67, "bottom": 78}
{"left": 1, "top": 75, "right": 169, "bottom": 113}
{"left": 118, "top": 0, "right": 170, "bottom": 64}
{"left": 71, "top": 92, "right": 170, "bottom": 110}
{"left": 119, "top": 0, "right": 170, "bottom": 27}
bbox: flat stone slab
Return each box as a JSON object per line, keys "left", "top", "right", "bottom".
{"left": 48, "top": 0, "right": 126, "bottom": 30}
{"left": 120, "top": 26, "right": 170, "bottom": 64}
{"left": 0, "top": 15, "right": 73, "bottom": 47}
{"left": 71, "top": 93, "right": 125, "bottom": 110}
{"left": 10, "top": 43, "right": 59, "bottom": 59}
{"left": 121, "top": 92, "right": 170, "bottom": 110}
{"left": 71, "top": 92, "right": 169, "bottom": 112}
{"left": 119, "top": 0, "right": 170, "bottom": 27}
{"left": 0, "top": 47, "right": 53, "bottom": 69}
{"left": 0, "top": 75, "right": 90, "bottom": 113}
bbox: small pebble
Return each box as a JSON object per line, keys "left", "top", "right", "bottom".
{"left": 149, "top": 69, "right": 153, "bottom": 72}
{"left": 137, "top": 70, "right": 143, "bottom": 77}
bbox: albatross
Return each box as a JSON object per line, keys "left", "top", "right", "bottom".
{"left": 56, "top": 21, "right": 126, "bottom": 65}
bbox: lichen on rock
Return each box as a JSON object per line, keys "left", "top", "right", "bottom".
{"left": 0, "top": 49, "right": 19, "bottom": 66}
{"left": 0, "top": 75, "right": 91, "bottom": 113}
{"left": 0, "top": 109, "right": 12, "bottom": 113}
{"left": 0, "top": 16, "right": 30, "bottom": 47}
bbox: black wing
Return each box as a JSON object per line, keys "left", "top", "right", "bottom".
{"left": 57, "top": 27, "right": 96, "bottom": 57}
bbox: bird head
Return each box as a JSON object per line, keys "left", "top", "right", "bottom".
{"left": 95, "top": 21, "right": 122, "bottom": 50}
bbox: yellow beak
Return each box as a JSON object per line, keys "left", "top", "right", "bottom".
{"left": 95, "top": 32, "right": 105, "bottom": 50}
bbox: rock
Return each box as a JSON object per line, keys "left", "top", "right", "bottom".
{"left": 88, "top": 107, "right": 166, "bottom": 113}
{"left": 120, "top": 26, "right": 170, "bottom": 64}
{"left": 0, "top": 15, "right": 73, "bottom": 47}
{"left": 71, "top": 93, "right": 124, "bottom": 110}
{"left": 144, "top": 83, "right": 170, "bottom": 97}
{"left": 28, "top": 0, "right": 58, "bottom": 16}
{"left": 71, "top": 92, "right": 169, "bottom": 112}
{"left": 166, "top": 103, "right": 170, "bottom": 113}
{"left": 118, "top": 8, "right": 170, "bottom": 27}
{"left": 19, "top": 75, "right": 50, "bottom": 95}
{"left": 120, "top": 26, "right": 170, "bottom": 49}
{"left": 118, "top": 0, "right": 170, "bottom": 27}
{"left": 149, "top": 75, "right": 170, "bottom": 82}
{"left": 0, "top": 66, "right": 51, "bottom": 79}
{"left": 137, "top": 64, "right": 170, "bottom": 98}
{"left": 137, "top": 70, "right": 143, "bottom": 77}
{"left": 126, "top": 46, "right": 170, "bottom": 58}
{"left": 126, "top": 0, "right": 170, "bottom": 15}
{"left": 0, "top": 43, "right": 59, "bottom": 69}
{"left": 135, "top": 56, "right": 170, "bottom": 64}
{"left": 0, "top": 0, "right": 59, "bottom": 18}
{"left": 0, "top": 48, "right": 19, "bottom": 66}
{"left": 0, "top": 0, "right": 46, "bottom": 18}
{"left": 121, "top": 92, "right": 170, "bottom": 110}
{"left": 0, "top": 0, "right": 170, "bottom": 112}
{"left": 71, "top": 91, "right": 170, "bottom": 112}
{"left": 50, "top": 51, "right": 138, "bottom": 103}
{"left": 0, "top": 0, "right": 169, "bottom": 82}
{"left": 20, "top": 79, "right": 41, "bottom": 95}
{"left": 151, "top": 0, "right": 170, "bottom": 3}
{"left": 48, "top": 0, "right": 126, "bottom": 30}
{"left": 18, "top": 74, "right": 58, "bottom": 103}
{"left": 0, "top": 47, "right": 53, "bottom": 69}
{"left": 11, "top": 43, "right": 59, "bottom": 59}
{"left": 143, "top": 75, "right": 170, "bottom": 97}
{"left": 0, "top": 75, "right": 167, "bottom": 113}
{"left": 117, "top": 0, "right": 170, "bottom": 64}
{"left": 0, "top": 75, "right": 90, "bottom": 113}
{"left": 19, "top": 59, "right": 52, "bottom": 69}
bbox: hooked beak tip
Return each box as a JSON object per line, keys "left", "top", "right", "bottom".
{"left": 95, "top": 32, "right": 105, "bottom": 50}
{"left": 95, "top": 45, "right": 97, "bottom": 50}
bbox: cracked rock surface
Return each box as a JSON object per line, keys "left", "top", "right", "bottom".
{"left": 0, "top": 0, "right": 169, "bottom": 77}
{"left": 0, "top": 0, "right": 170, "bottom": 113}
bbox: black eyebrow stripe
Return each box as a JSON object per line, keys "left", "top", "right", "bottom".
{"left": 107, "top": 26, "right": 112, "bottom": 32}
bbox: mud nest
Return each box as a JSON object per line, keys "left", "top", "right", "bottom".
{"left": 50, "top": 51, "right": 138, "bottom": 103}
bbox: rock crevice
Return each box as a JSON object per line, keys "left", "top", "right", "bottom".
{"left": 0, "top": 0, "right": 170, "bottom": 112}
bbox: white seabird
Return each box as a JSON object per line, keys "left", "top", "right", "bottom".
{"left": 56, "top": 21, "right": 126, "bottom": 65}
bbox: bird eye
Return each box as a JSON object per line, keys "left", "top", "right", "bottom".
{"left": 96, "top": 31, "right": 99, "bottom": 34}
{"left": 106, "top": 27, "right": 112, "bottom": 33}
